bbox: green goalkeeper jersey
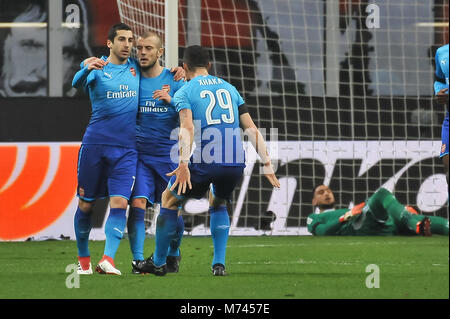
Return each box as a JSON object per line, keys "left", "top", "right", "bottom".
{"left": 306, "top": 207, "right": 398, "bottom": 236}
{"left": 307, "top": 209, "right": 353, "bottom": 236}
{"left": 307, "top": 188, "right": 449, "bottom": 236}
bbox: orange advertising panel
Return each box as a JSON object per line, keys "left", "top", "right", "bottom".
{"left": 0, "top": 143, "right": 79, "bottom": 240}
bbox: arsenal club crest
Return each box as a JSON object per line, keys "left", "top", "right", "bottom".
{"left": 162, "top": 84, "right": 171, "bottom": 93}
{"left": 78, "top": 187, "right": 85, "bottom": 197}
{"left": 130, "top": 67, "right": 136, "bottom": 76}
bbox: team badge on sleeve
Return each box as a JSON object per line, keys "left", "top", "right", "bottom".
{"left": 78, "top": 187, "right": 85, "bottom": 197}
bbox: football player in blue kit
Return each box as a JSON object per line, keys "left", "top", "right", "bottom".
{"left": 434, "top": 44, "right": 449, "bottom": 183}
{"left": 77, "top": 30, "right": 185, "bottom": 275}
{"left": 136, "top": 45, "right": 281, "bottom": 276}
{"left": 128, "top": 31, "right": 186, "bottom": 274}
{"left": 71, "top": 23, "right": 140, "bottom": 275}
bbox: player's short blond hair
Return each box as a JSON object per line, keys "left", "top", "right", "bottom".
{"left": 139, "top": 31, "right": 163, "bottom": 49}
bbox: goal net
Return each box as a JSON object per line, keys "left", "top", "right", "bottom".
{"left": 117, "top": 0, "right": 449, "bottom": 235}
{"left": 116, "top": 0, "right": 178, "bottom": 66}
{"left": 117, "top": 0, "right": 163, "bottom": 34}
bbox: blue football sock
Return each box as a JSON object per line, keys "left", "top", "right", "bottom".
{"left": 154, "top": 207, "right": 178, "bottom": 266}
{"left": 168, "top": 214, "right": 184, "bottom": 257}
{"left": 104, "top": 208, "right": 127, "bottom": 259}
{"left": 209, "top": 205, "right": 230, "bottom": 267}
{"left": 127, "top": 207, "right": 146, "bottom": 261}
{"left": 74, "top": 207, "right": 92, "bottom": 257}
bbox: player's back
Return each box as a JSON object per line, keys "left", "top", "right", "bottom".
{"left": 173, "top": 74, "right": 246, "bottom": 167}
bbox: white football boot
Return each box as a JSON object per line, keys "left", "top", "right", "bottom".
{"left": 77, "top": 262, "right": 93, "bottom": 275}
{"left": 95, "top": 259, "right": 122, "bottom": 275}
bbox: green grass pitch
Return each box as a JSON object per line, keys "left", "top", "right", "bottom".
{"left": 0, "top": 236, "right": 448, "bottom": 299}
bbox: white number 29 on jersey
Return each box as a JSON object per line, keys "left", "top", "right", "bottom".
{"left": 201, "top": 89, "right": 235, "bottom": 125}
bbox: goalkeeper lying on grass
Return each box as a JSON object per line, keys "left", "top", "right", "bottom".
{"left": 307, "top": 185, "right": 449, "bottom": 236}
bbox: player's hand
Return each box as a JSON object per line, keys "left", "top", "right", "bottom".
{"left": 435, "top": 88, "right": 449, "bottom": 105}
{"left": 341, "top": 211, "right": 353, "bottom": 222}
{"left": 340, "top": 202, "right": 365, "bottom": 222}
{"left": 83, "top": 56, "right": 106, "bottom": 67}
{"left": 83, "top": 57, "right": 97, "bottom": 66}
{"left": 262, "top": 161, "right": 281, "bottom": 188}
{"left": 170, "top": 66, "right": 186, "bottom": 81}
{"left": 350, "top": 202, "right": 365, "bottom": 216}
{"left": 167, "top": 162, "right": 192, "bottom": 195}
{"left": 86, "top": 57, "right": 108, "bottom": 71}
{"left": 405, "top": 205, "right": 419, "bottom": 215}
{"left": 153, "top": 89, "right": 171, "bottom": 104}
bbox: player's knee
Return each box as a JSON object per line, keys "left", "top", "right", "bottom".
{"left": 110, "top": 196, "right": 128, "bottom": 209}
{"left": 374, "top": 187, "right": 391, "bottom": 198}
{"left": 78, "top": 199, "right": 94, "bottom": 213}
{"left": 131, "top": 197, "right": 147, "bottom": 210}
{"left": 209, "top": 193, "right": 226, "bottom": 208}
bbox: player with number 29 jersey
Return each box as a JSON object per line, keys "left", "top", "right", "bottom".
{"left": 139, "top": 46, "right": 280, "bottom": 277}
{"left": 173, "top": 74, "right": 246, "bottom": 167}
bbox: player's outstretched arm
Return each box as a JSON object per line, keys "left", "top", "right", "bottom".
{"left": 167, "top": 108, "right": 194, "bottom": 195}
{"left": 72, "top": 58, "right": 108, "bottom": 89}
{"left": 239, "top": 112, "right": 280, "bottom": 188}
{"left": 72, "top": 66, "right": 91, "bottom": 89}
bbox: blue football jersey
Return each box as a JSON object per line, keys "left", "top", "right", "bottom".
{"left": 173, "top": 74, "right": 246, "bottom": 166}
{"left": 434, "top": 44, "right": 449, "bottom": 94}
{"left": 136, "top": 68, "right": 185, "bottom": 161}
{"left": 72, "top": 56, "right": 140, "bottom": 148}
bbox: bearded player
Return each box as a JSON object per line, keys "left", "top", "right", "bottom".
{"left": 128, "top": 31, "right": 186, "bottom": 274}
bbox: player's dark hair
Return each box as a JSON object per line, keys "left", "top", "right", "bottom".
{"left": 108, "top": 23, "right": 132, "bottom": 42}
{"left": 183, "top": 45, "right": 210, "bottom": 69}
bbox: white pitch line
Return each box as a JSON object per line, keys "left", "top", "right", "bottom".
{"left": 219, "top": 241, "right": 442, "bottom": 248}
{"left": 233, "top": 260, "right": 447, "bottom": 267}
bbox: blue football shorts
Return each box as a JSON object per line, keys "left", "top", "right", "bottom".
{"left": 441, "top": 111, "right": 449, "bottom": 158}
{"left": 131, "top": 154, "right": 177, "bottom": 204}
{"left": 76, "top": 144, "right": 137, "bottom": 201}
{"left": 168, "top": 163, "right": 244, "bottom": 202}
